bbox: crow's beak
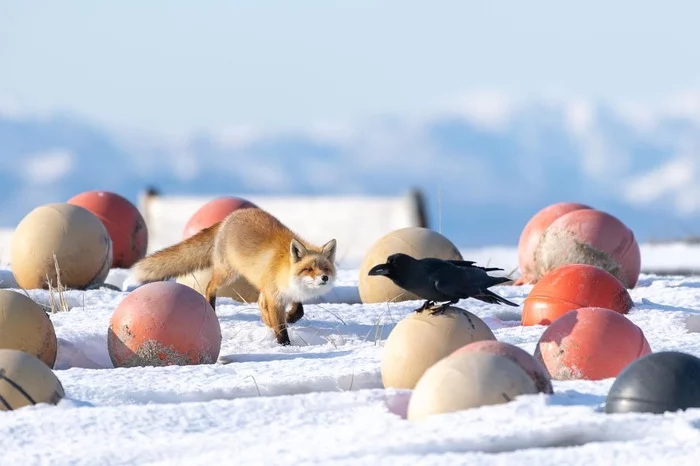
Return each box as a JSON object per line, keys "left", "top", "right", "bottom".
{"left": 368, "top": 263, "right": 391, "bottom": 276}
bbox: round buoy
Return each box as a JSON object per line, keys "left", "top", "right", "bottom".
{"left": 407, "top": 351, "right": 538, "bottom": 421}
{"left": 177, "top": 196, "right": 259, "bottom": 303}
{"left": 108, "top": 281, "right": 222, "bottom": 367}
{"left": 533, "top": 208, "right": 641, "bottom": 288}
{"left": 0, "top": 290, "right": 57, "bottom": 368}
{"left": 0, "top": 349, "right": 65, "bottom": 411}
{"left": 451, "top": 340, "right": 553, "bottom": 394}
{"left": 381, "top": 306, "right": 496, "bottom": 390}
{"left": 515, "top": 202, "right": 592, "bottom": 285}
{"left": 605, "top": 351, "right": 700, "bottom": 414}
{"left": 11, "top": 203, "right": 113, "bottom": 290}
{"left": 521, "top": 263, "right": 634, "bottom": 326}
{"left": 534, "top": 307, "right": 651, "bottom": 381}
{"left": 182, "top": 196, "right": 257, "bottom": 239}
{"left": 67, "top": 190, "right": 148, "bottom": 268}
{"left": 359, "top": 227, "right": 463, "bottom": 304}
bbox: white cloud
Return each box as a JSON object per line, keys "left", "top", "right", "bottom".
{"left": 449, "top": 90, "right": 514, "bottom": 131}
{"left": 623, "top": 156, "right": 700, "bottom": 215}
{"left": 171, "top": 151, "right": 200, "bottom": 182}
{"left": 22, "top": 148, "right": 74, "bottom": 185}
{"left": 565, "top": 99, "right": 595, "bottom": 136}
{"left": 234, "top": 160, "right": 293, "bottom": 191}
{"left": 212, "top": 124, "right": 262, "bottom": 150}
{"left": 305, "top": 120, "right": 357, "bottom": 146}
{"left": 660, "top": 91, "right": 700, "bottom": 123}
{"left": 613, "top": 101, "right": 657, "bottom": 132}
{"left": 578, "top": 133, "right": 632, "bottom": 179}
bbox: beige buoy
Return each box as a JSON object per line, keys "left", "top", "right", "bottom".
{"left": 0, "top": 349, "right": 65, "bottom": 411}
{"left": 176, "top": 268, "right": 259, "bottom": 304}
{"left": 0, "top": 290, "right": 57, "bottom": 368}
{"left": 407, "top": 351, "right": 539, "bottom": 421}
{"left": 381, "top": 306, "right": 496, "bottom": 390}
{"left": 359, "top": 227, "right": 463, "bottom": 304}
{"left": 11, "top": 203, "right": 113, "bottom": 290}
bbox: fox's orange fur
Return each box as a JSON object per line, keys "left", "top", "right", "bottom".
{"left": 131, "top": 207, "right": 337, "bottom": 345}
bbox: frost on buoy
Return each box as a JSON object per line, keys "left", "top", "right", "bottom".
{"left": 533, "top": 208, "right": 641, "bottom": 288}
{"left": 11, "top": 203, "right": 113, "bottom": 290}
{"left": 0, "top": 349, "right": 65, "bottom": 411}
{"left": 515, "top": 202, "right": 592, "bottom": 285}
{"left": 359, "top": 227, "right": 463, "bottom": 304}
{"left": 381, "top": 306, "right": 496, "bottom": 390}
{"left": 108, "top": 281, "right": 222, "bottom": 367}
{"left": 0, "top": 290, "right": 58, "bottom": 368}
{"left": 534, "top": 307, "right": 651, "bottom": 381}
{"left": 407, "top": 350, "right": 538, "bottom": 421}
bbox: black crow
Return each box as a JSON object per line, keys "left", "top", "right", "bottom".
{"left": 367, "top": 252, "right": 518, "bottom": 314}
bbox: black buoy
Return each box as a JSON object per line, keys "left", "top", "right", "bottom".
{"left": 605, "top": 350, "right": 700, "bottom": 414}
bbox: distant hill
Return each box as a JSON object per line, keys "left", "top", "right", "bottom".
{"left": 2, "top": 93, "right": 700, "bottom": 247}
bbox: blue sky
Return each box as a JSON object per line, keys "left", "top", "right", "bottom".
{"left": 2, "top": 0, "right": 699, "bottom": 136}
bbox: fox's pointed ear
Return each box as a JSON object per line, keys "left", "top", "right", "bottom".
{"left": 321, "top": 239, "right": 337, "bottom": 263}
{"left": 290, "top": 239, "right": 308, "bottom": 262}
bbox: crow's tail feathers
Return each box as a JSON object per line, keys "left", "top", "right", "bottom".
{"left": 488, "top": 276, "right": 513, "bottom": 287}
{"left": 473, "top": 289, "right": 519, "bottom": 307}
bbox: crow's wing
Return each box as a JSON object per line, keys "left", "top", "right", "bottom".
{"left": 446, "top": 260, "right": 504, "bottom": 272}
{"left": 446, "top": 260, "right": 477, "bottom": 266}
{"left": 430, "top": 268, "right": 482, "bottom": 300}
{"left": 431, "top": 268, "right": 516, "bottom": 305}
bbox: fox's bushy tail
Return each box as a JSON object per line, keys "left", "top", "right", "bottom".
{"left": 130, "top": 223, "right": 220, "bottom": 282}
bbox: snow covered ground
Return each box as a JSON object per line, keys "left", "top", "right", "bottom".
{"left": 2, "top": 244, "right": 700, "bottom": 465}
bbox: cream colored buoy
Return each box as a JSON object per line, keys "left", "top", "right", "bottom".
{"left": 0, "top": 290, "right": 58, "bottom": 368}
{"left": 0, "top": 349, "right": 65, "bottom": 411}
{"left": 381, "top": 306, "right": 496, "bottom": 390}
{"left": 176, "top": 268, "right": 259, "bottom": 304}
{"left": 359, "top": 227, "right": 463, "bottom": 304}
{"left": 407, "top": 351, "right": 539, "bottom": 421}
{"left": 11, "top": 203, "right": 112, "bottom": 290}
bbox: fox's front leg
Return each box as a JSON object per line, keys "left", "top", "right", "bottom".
{"left": 257, "top": 293, "right": 272, "bottom": 329}
{"left": 259, "top": 291, "right": 291, "bottom": 345}
{"left": 286, "top": 302, "right": 304, "bottom": 324}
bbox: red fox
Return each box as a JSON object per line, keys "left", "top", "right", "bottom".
{"left": 130, "top": 207, "right": 337, "bottom": 345}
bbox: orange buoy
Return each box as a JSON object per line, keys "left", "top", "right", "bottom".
{"left": 515, "top": 202, "right": 592, "bottom": 285}
{"left": 67, "top": 190, "right": 148, "bottom": 268}
{"left": 451, "top": 340, "right": 553, "bottom": 394}
{"left": 178, "top": 196, "right": 260, "bottom": 303}
{"left": 108, "top": 281, "right": 222, "bottom": 367}
{"left": 182, "top": 196, "right": 257, "bottom": 239}
{"left": 522, "top": 263, "right": 634, "bottom": 326}
{"left": 534, "top": 306, "right": 651, "bottom": 380}
{"left": 533, "top": 208, "right": 641, "bottom": 288}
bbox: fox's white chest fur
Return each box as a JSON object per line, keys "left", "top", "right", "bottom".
{"left": 284, "top": 274, "right": 336, "bottom": 303}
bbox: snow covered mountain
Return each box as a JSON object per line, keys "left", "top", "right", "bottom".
{"left": 2, "top": 93, "right": 700, "bottom": 247}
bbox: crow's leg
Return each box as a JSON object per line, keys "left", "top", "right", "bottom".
{"left": 415, "top": 300, "right": 436, "bottom": 313}
{"left": 428, "top": 300, "right": 458, "bottom": 315}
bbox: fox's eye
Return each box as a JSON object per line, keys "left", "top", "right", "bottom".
{"left": 303, "top": 267, "right": 313, "bottom": 273}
